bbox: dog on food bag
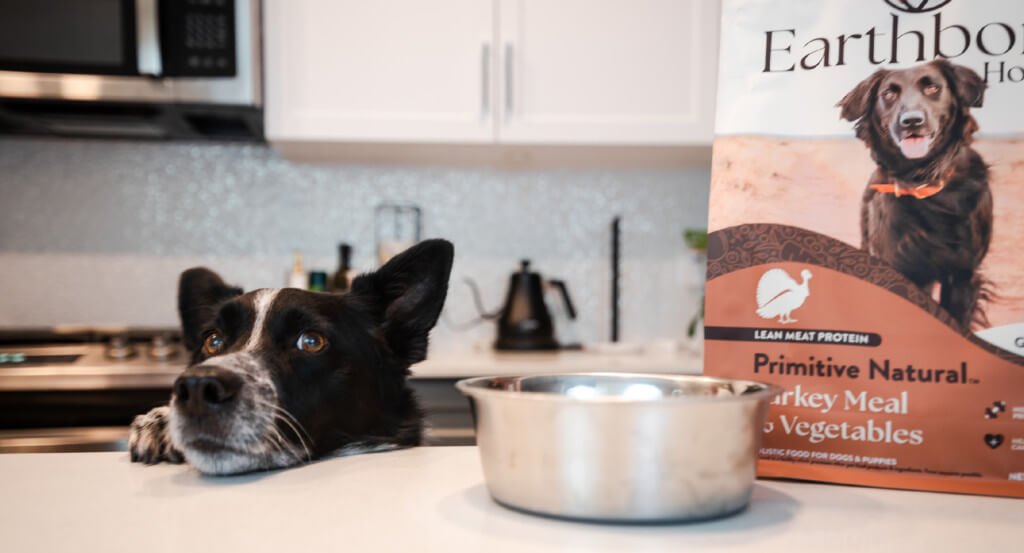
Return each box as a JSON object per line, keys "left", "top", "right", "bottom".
{"left": 838, "top": 59, "right": 991, "bottom": 329}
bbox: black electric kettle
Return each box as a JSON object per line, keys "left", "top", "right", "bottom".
{"left": 494, "top": 260, "right": 576, "bottom": 351}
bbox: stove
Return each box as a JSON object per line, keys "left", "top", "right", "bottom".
{"left": 0, "top": 328, "right": 185, "bottom": 453}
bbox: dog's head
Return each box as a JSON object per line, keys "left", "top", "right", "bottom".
{"left": 837, "top": 59, "right": 985, "bottom": 164}
{"left": 168, "top": 239, "right": 453, "bottom": 475}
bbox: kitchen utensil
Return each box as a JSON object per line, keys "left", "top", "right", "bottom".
{"left": 494, "top": 260, "right": 575, "bottom": 351}
{"left": 456, "top": 373, "right": 782, "bottom": 522}
{"left": 611, "top": 216, "right": 621, "bottom": 342}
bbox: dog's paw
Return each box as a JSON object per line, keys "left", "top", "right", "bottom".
{"left": 129, "top": 406, "right": 184, "bottom": 465}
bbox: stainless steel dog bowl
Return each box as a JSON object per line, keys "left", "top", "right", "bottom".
{"left": 456, "top": 373, "right": 782, "bottom": 522}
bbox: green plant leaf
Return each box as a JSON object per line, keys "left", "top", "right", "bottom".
{"left": 683, "top": 228, "right": 708, "bottom": 251}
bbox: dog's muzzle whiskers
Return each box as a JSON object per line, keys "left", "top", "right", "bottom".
{"left": 252, "top": 398, "right": 314, "bottom": 463}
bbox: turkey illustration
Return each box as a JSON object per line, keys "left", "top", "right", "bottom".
{"left": 755, "top": 268, "right": 813, "bottom": 324}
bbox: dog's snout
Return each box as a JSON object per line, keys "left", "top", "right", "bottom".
{"left": 899, "top": 110, "right": 925, "bottom": 128}
{"left": 173, "top": 367, "right": 243, "bottom": 414}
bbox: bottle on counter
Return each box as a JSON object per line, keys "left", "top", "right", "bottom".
{"left": 308, "top": 271, "right": 328, "bottom": 292}
{"left": 331, "top": 243, "right": 354, "bottom": 293}
{"left": 287, "top": 250, "right": 306, "bottom": 289}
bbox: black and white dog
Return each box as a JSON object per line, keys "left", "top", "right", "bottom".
{"left": 129, "top": 239, "right": 453, "bottom": 475}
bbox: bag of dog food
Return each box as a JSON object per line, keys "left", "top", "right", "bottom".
{"left": 704, "top": 0, "right": 1024, "bottom": 497}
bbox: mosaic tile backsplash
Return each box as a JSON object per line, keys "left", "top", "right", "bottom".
{"left": 0, "top": 137, "right": 710, "bottom": 352}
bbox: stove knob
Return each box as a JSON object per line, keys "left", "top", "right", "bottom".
{"left": 105, "top": 335, "right": 137, "bottom": 361}
{"left": 148, "top": 334, "right": 179, "bottom": 361}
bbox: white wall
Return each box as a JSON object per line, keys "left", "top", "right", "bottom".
{"left": 0, "top": 137, "right": 710, "bottom": 352}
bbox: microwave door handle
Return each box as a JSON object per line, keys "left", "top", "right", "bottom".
{"left": 136, "top": 0, "right": 163, "bottom": 76}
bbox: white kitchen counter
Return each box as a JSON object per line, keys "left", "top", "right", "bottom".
{"left": 411, "top": 349, "right": 702, "bottom": 378}
{"left": 0, "top": 447, "right": 1019, "bottom": 552}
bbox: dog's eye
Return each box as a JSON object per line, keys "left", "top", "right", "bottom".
{"left": 203, "top": 332, "right": 226, "bottom": 356}
{"left": 297, "top": 332, "right": 327, "bottom": 353}
{"left": 924, "top": 84, "right": 939, "bottom": 95}
{"left": 882, "top": 89, "right": 897, "bottom": 101}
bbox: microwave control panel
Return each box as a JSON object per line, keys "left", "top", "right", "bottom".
{"left": 160, "top": 0, "right": 237, "bottom": 77}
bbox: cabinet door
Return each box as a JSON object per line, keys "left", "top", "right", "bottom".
{"left": 498, "top": 0, "right": 718, "bottom": 145}
{"left": 265, "top": 0, "right": 496, "bottom": 143}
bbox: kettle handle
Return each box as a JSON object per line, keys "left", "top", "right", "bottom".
{"left": 548, "top": 280, "right": 577, "bottom": 320}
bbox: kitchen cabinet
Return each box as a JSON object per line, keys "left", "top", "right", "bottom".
{"left": 497, "top": 0, "right": 717, "bottom": 145}
{"left": 264, "top": 0, "right": 719, "bottom": 147}
{"left": 264, "top": 0, "right": 496, "bottom": 143}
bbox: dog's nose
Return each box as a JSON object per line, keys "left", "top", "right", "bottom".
{"left": 899, "top": 110, "right": 925, "bottom": 128}
{"left": 173, "top": 367, "right": 243, "bottom": 414}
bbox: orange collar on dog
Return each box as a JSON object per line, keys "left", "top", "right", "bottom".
{"left": 870, "top": 167, "right": 955, "bottom": 200}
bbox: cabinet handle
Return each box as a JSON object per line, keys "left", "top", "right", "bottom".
{"left": 504, "top": 43, "right": 514, "bottom": 118}
{"left": 481, "top": 43, "right": 490, "bottom": 116}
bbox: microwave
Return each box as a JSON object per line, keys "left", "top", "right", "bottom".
{"left": 0, "top": 0, "right": 261, "bottom": 139}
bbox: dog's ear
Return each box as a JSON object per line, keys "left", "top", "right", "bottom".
{"left": 178, "top": 268, "right": 243, "bottom": 351}
{"left": 837, "top": 69, "right": 887, "bottom": 122}
{"left": 933, "top": 59, "right": 985, "bottom": 108}
{"left": 349, "top": 239, "right": 454, "bottom": 365}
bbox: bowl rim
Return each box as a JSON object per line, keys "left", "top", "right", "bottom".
{"left": 455, "top": 372, "right": 784, "bottom": 404}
